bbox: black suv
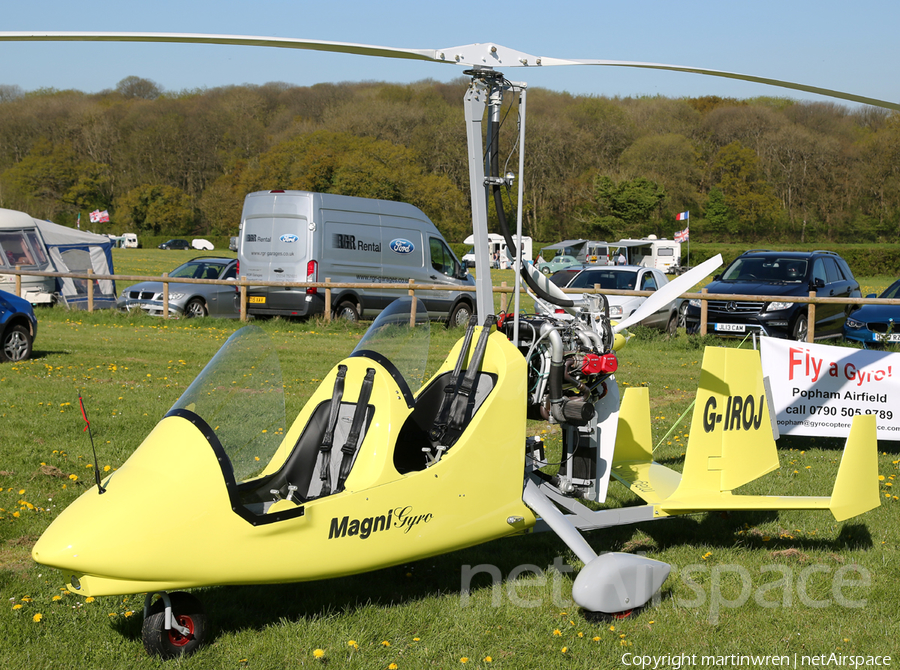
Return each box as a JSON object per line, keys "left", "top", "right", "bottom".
{"left": 684, "top": 250, "right": 861, "bottom": 341}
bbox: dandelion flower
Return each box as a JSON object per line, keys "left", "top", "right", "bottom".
{"left": 33, "top": 613, "right": 43, "bottom": 622}
{"left": 553, "top": 629, "right": 562, "bottom": 636}
{"left": 561, "top": 646, "right": 568, "bottom": 653}
{"left": 389, "top": 664, "right": 398, "bottom": 670}
{"left": 313, "top": 648, "right": 325, "bottom": 659}
{"left": 460, "top": 658, "right": 469, "bottom": 664}
{"left": 85, "top": 597, "right": 95, "bottom": 603}
{"left": 348, "top": 640, "right": 359, "bottom": 649}
{"left": 12, "top": 604, "right": 22, "bottom": 610}
{"left": 484, "top": 657, "right": 492, "bottom": 663}
{"left": 52, "top": 595, "right": 62, "bottom": 601}
{"left": 381, "top": 640, "right": 391, "bottom": 647}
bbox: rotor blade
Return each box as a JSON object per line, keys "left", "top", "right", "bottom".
{"left": 613, "top": 255, "right": 723, "bottom": 334}
{"left": 0, "top": 33, "right": 898, "bottom": 111}
{"left": 559, "top": 59, "right": 900, "bottom": 112}
{"left": 0, "top": 31, "right": 446, "bottom": 64}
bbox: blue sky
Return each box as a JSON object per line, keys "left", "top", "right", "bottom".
{"left": 2, "top": 0, "right": 898, "bottom": 110}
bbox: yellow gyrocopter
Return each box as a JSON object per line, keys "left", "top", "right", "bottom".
{"left": 0, "top": 31, "right": 887, "bottom": 659}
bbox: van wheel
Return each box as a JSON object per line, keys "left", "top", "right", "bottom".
{"left": 334, "top": 302, "right": 360, "bottom": 323}
{"left": 447, "top": 302, "right": 473, "bottom": 328}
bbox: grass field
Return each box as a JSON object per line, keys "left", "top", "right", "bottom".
{"left": 1, "top": 253, "right": 899, "bottom": 668}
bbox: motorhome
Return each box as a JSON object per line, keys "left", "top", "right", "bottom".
{"left": 1, "top": 209, "right": 56, "bottom": 304}
{"left": 237, "top": 190, "right": 475, "bottom": 325}
{"left": 462, "top": 232, "right": 532, "bottom": 269}
{"left": 1, "top": 208, "right": 117, "bottom": 306}
{"left": 613, "top": 236, "right": 681, "bottom": 273}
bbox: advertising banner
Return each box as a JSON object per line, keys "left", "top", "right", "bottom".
{"left": 760, "top": 338, "right": 899, "bottom": 440}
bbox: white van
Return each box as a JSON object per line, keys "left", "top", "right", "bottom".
{"left": 237, "top": 190, "right": 475, "bottom": 325}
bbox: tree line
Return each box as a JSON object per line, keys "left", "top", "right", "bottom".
{"left": 1, "top": 76, "right": 898, "bottom": 244}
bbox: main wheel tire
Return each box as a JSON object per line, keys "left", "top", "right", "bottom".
{"left": 334, "top": 301, "right": 360, "bottom": 322}
{"left": 540, "top": 266, "right": 551, "bottom": 275}
{"left": 183, "top": 298, "right": 208, "bottom": 318}
{"left": 142, "top": 592, "right": 207, "bottom": 659}
{"left": 1, "top": 324, "right": 33, "bottom": 362}
{"left": 792, "top": 314, "right": 809, "bottom": 342}
{"left": 447, "top": 301, "right": 473, "bottom": 328}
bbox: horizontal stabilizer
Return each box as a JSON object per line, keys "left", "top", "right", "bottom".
{"left": 611, "top": 387, "right": 681, "bottom": 504}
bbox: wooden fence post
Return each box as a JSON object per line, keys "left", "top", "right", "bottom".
{"left": 408, "top": 279, "right": 416, "bottom": 327}
{"left": 324, "top": 278, "right": 332, "bottom": 322}
{"left": 239, "top": 276, "right": 247, "bottom": 322}
{"left": 162, "top": 273, "right": 168, "bottom": 319}
{"left": 87, "top": 268, "right": 94, "bottom": 313}
{"left": 807, "top": 291, "right": 816, "bottom": 342}
{"left": 700, "top": 288, "right": 708, "bottom": 336}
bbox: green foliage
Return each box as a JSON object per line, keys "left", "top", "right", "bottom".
{"left": 115, "top": 184, "right": 195, "bottom": 236}
{"left": 710, "top": 141, "right": 782, "bottom": 237}
{"left": 4, "top": 81, "right": 900, "bottom": 243}
{"left": 589, "top": 175, "right": 666, "bottom": 237}
{"left": 238, "top": 130, "right": 469, "bottom": 240}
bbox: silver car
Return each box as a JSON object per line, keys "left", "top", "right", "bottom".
{"left": 565, "top": 265, "right": 685, "bottom": 334}
{"left": 117, "top": 257, "right": 239, "bottom": 318}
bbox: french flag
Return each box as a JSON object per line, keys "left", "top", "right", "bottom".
{"left": 675, "top": 211, "right": 689, "bottom": 221}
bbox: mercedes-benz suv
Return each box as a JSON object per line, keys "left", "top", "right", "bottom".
{"left": 684, "top": 250, "right": 860, "bottom": 341}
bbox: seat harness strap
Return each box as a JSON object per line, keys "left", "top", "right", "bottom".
{"left": 429, "top": 314, "right": 478, "bottom": 445}
{"left": 318, "top": 364, "right": 347, "bottom": 496}
{"left": 336, "top": 367, "right": 376, "bottom": 492}
{"left": 445, "top": 315, "right": 496, "bottom": 445}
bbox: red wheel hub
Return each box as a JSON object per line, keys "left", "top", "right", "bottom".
{"left": 167, "top": 615, "right": 195, "bottom": 647}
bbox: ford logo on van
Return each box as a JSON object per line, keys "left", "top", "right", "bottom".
{"left": 389, "top": 238, "right": 415, "bottom": 254}
{"left": 280, "top": 234, "right": 299, "bottom": 243}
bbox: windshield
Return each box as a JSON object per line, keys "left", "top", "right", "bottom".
{"left": 169, "top": 325, "right": 286, "bottom": 482}
{"left": 352, "top": 297, "right": 430, "bottom": 393}
{"left": 722, "top": 257, "right": 808, "bottom": 283}
{"left": 569, "top": 269, "right": 638, "bottom": 290}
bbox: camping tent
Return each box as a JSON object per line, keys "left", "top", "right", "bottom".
{"left": 36, "top": 219, "right": 116, "bottom": 309}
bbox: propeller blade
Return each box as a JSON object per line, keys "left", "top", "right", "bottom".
{"left": 613, "top": 255, "right": 723, "bottom": 334}
{"left": 0, "top": 33, "right": 897, "bottom": 110}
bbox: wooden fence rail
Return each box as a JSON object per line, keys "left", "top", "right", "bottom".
{"left": 5, "top": 266, "right": 900, "bottom": 342}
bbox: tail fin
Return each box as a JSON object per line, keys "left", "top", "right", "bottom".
{"left": 611, "top": 347, "right": 881, "bottom": 522}
{"left": 829, "top": 414, "right": 879, "bottom": 521}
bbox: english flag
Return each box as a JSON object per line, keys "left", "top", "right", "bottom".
{"left": 674, "top": 227, "right": 689, "bottom": 243}
{"left": 675, "top": 211, "right": 689, "bottom": 221}
{"left": 89, "top": 209, "right": 110, "bottom": 224}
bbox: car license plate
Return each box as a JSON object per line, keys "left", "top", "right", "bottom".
{"left": 249, "top": 296, "right": 266, "bottom": 304}
{"left": 715, "top": 323, "right": 745, "bottom": 333}
{"left": 875, "top": 333, "right": 900, "bottom": 342}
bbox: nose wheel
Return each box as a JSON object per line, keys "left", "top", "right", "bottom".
{"left": 142, "top": 591, "right": 207, "bottom": 659}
